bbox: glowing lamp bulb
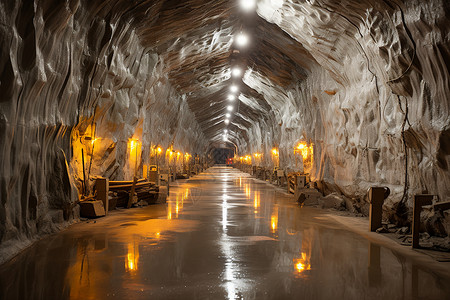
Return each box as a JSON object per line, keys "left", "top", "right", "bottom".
{"left": 240, "top": 0, "right": 256, "bottom": 11}
{"left": 225, "top": 113, "right": 231, "bottom": 118}
{"left": 228, "top": 94, "right": 236, "bottom": 101}
{"left": 236, "top": 33, "right": 249, "bottom": 47}
{"left": 230, "top": 85, "right": 238, "bottom": 93}
{"left": 227, "top": 105, "right": 233, "bottom": 111}
{"left": 225, "top": 119, "right": 230, "bottom": 125}
{"left": 224, "top": 129, "right": 228, "bottom": 133}
{"left": 232, "top": 67, "right": 242, "bottom": 77}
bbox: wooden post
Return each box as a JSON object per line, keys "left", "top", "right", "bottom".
{"left": 412, "top": 194, "right": 433, "bottom": 248}
{"left": 81, "top": 148, "right": 87, "bottom": 195}
{"left": 369, "top": 187, "right": 388, "bottom": 232}
{"left": 95, "top": 177, "right": 109, "bottom": 214}
{"left": 127, "top": 176, "right": 138, "bottom": 208}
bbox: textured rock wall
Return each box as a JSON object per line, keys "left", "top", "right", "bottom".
{"left": 238, "top": 0, "right": 450, "bottom": 230}
{"left": 0, "top": 0, "right": 207, "bottom": 263}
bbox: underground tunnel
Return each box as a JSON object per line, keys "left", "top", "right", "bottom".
{"left": 0, "top": 0, "right": 450, "bottom": 298}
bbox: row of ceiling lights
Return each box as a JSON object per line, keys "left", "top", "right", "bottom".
{"left": 223, "top": 0, "right": 255, "bottom": 142}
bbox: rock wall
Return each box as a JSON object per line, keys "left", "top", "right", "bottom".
{"left": 236, "top": 0, "right": 450, "bottom": 231}
{"left": 0, "top": 0, "right": 207, "bottom": 263}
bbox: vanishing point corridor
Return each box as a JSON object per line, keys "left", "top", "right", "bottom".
{"left": 1, "top": 167, "right": 449, "bottom": 299}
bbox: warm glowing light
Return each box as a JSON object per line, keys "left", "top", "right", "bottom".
{"left": 129, "top": 139, "right": 141, "bottom": 171}
{"left": 91, "top": 138, "right": 98, "bottom": 145}
{"left": 254, "top": 191, "right": 260, "bottom": 210}
{"left": 227, "top": 105, "right": 233, "bottom": 111}
{"left": 236, "top": 33, "right": 249, "bottom": 47}
{"left": 126, "top": 242, "right": 139, "bottom": 272}
{"left": 225, "top": 119, "right": 230, "bottom": 124}
{"left": 240, "top": 0, "right": 256, "bottom": 11}
{"left": 272, "top": 148, "right": 278, "bottom": 155}
{"left": 224, "top": 129, "right": 228, "bottom": 133}
{"left": 225, "top": 113, "right": 231, "bottom": 118}
{"left": 167, "top": 206, "right": 172, "bottom": 220}
{"left": 232, "top": 67, "right": 242, "bottom": 77}
{"left": 228, "top": 94, "right": 236, "bottom": 101}
{"left": 253, "top": 153, "right": 261, "bottom": 158}
{"left": 271, "top": 215, "right": 278, "bottom": 233}
{"left": 230, "top": 85, "right": 238, "bottom": 93}
{"left": 157, "top": 147, "right": 162, "bottom": 154}
{"left": 293, "top": 252, "right": 311, "bottom": 274}
{"left": 297, "top": 143, "right": 306, "bottom": 150}
{"left": 245, "top": 184, "right": 251, "bottom": 198}
{"left": 296, "top": 142, "right": 308, "bottom": 159}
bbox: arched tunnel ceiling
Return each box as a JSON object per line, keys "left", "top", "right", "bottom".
{"left": 127, "top": 0, "right": 318, "bottom": 145}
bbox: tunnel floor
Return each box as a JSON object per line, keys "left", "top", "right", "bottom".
{"left": 1, "top": 166, "right": 450, "bottom": 299}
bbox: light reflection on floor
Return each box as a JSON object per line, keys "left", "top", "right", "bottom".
{"left": 1, "top": 166, "right": 450, "bottom": 299}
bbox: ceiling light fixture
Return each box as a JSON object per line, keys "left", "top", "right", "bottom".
{"left": 228, "top": 95, "right": 236, "bottom": 101}
{"left": 230, "top": 85, "right": 238, "bottom": 93}
{"left": 240, "top": 0, "right": 256, "bottom": 11}
{"left": 232, "top": 67, "right": 242, "bottom": 77}
{"left": 227, "top": 106, "right": 233, "bottom": 111}
{"left": 225, "top": 119, "right": 230, "bottom": 124}
{"left": 236, "top": 33, "right": 249, "bottom": 47}
{"left": 225, "top": 113, "right": 231, "bottom": 118}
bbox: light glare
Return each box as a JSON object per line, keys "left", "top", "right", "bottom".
{"left": 225, "top": 119, "right": 230, "bottom": 124}
{"left": 227, "top": 106, "right": 233, "bottom": 111}
{"left": 230, "top": 85, "right": 238, "bottom": 93}
{"left": 232, "top": 67, "right": 242, "bottom": 77}
{"left": 240, "top": 0, "right": 256, "bottom": 11}
{"left": 228, "top": 95, "right": 236, "bottom": 101}
{"left": 236, "top": 33, "right": 249, "bottom": 47}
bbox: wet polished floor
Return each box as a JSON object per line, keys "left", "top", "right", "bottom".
{"left": 1, "top": 167, "right": 450, "bottom": 300}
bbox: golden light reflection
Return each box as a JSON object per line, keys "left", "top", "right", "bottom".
{"left": 271, "top": 148, "right": 278, "bottom": 155}
{"left": 167, "top": 206, "right": 172, "bottom": 220}
{"left": 293, "top": 252, "right": 311, "bottom": 274}
{"left": 293, "top": 228, "right": 313, "bottom": 277}
{"left": 125, "top": 242, "right": 139, "bottom": 273}
{"left": 167, "top": 189, "right": 189, "bottom": 220}
{"left": 245, "top": 184, "right": 251, "bottom": 198}
{"left": 271, "top": 215, "right": 278, "bottom": 233}
{"left": 253, "top": 191, "right": 260, "bottom": 211}
{"left": 157, "top": 146, "right": 162, "bottom": 154}
{"left": 176, "top": 194, "right": 180, "bottom": 217}
{"left": 271, "top": 207, "right": 278, "bottom": 234}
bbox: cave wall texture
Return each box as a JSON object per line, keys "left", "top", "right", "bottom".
{"left": 0, "top": 0, "right": 449, "bottom": 262}
{"left": 239, "top": 0, "right": 450, "bottom": 228}
{"left": 0, "top": 0, "right": 208, "bottom": 262}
